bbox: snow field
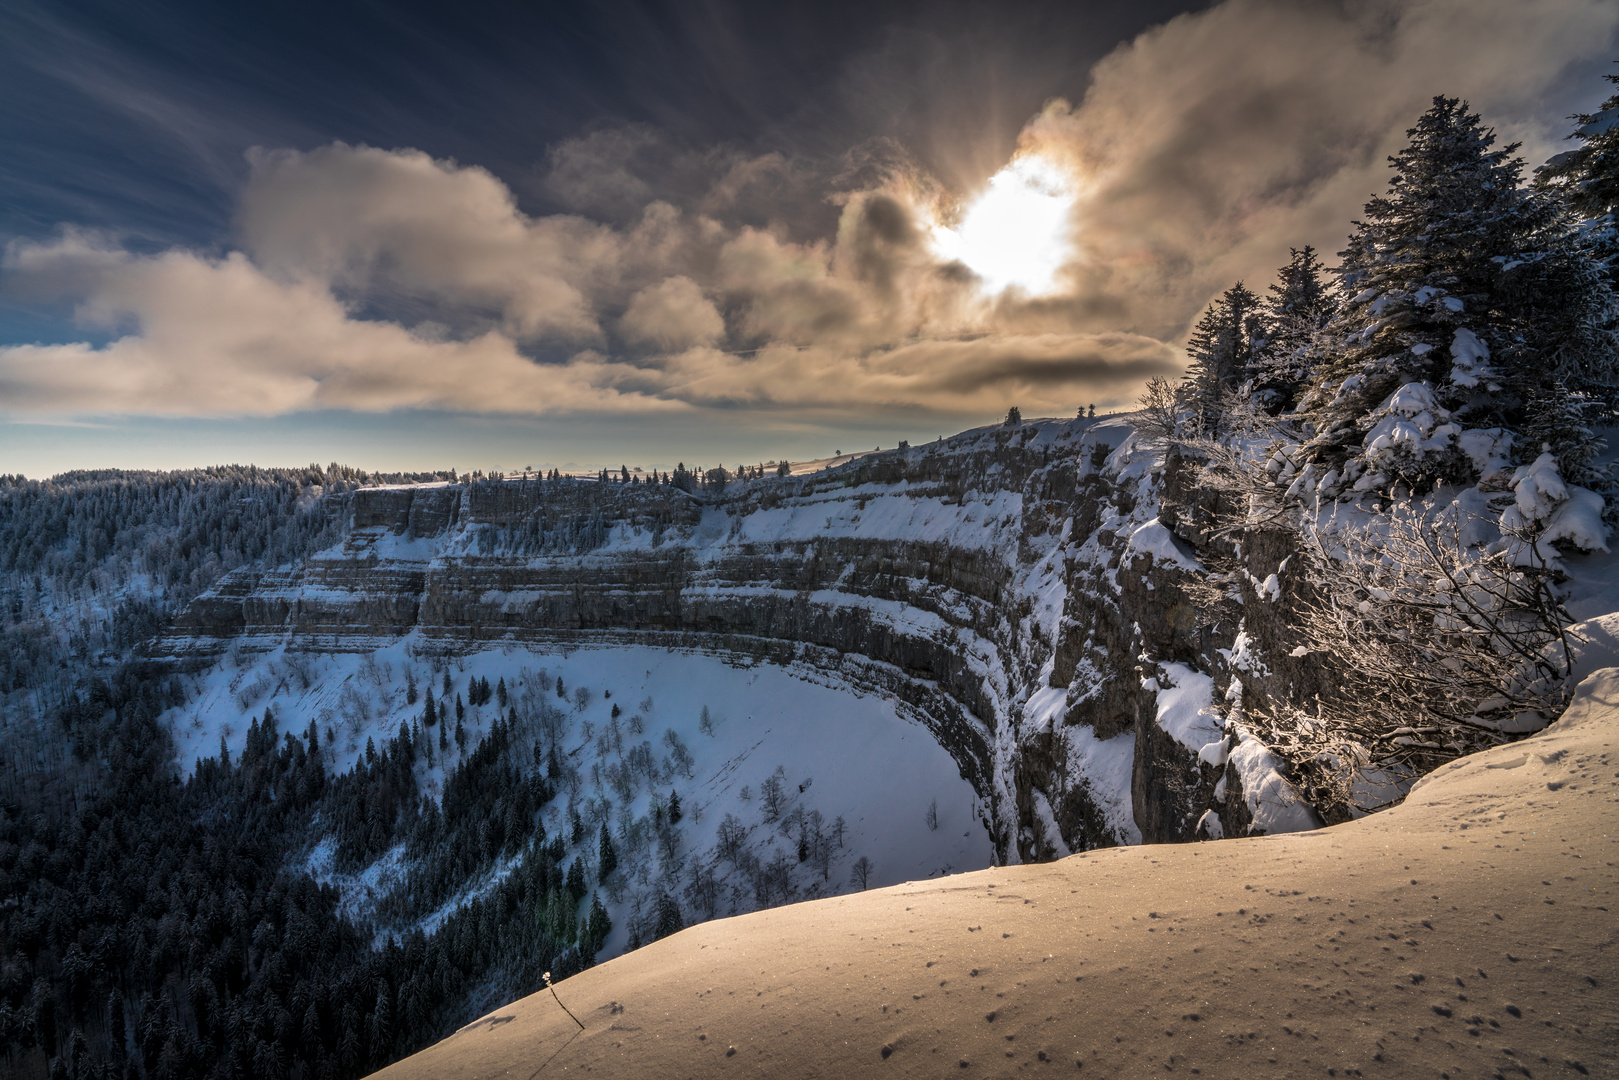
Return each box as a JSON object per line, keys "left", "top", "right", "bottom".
{"left": 163, "top": 638, "right": 994, "bottom": 962}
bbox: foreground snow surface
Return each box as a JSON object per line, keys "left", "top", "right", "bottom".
{"left": 165, "top": 640, "right": 993, "bottom": 954}
{"left": 369, "top": 667, "right": 1619, "bottom": 1080}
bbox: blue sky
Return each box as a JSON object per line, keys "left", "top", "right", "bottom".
{"left": 2, "top": 0, "right": 1615, "bottom": 477}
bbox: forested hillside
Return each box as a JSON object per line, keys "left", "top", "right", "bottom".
{"left": 0, "top": 465, "right": 463, "bottom": 1079}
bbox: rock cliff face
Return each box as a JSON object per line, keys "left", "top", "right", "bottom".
{"left": 158, "top": 418, "right": 1320, "bottom": 862}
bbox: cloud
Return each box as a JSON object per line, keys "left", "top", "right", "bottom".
{"left": 238, "top": 143, "right": 619, "bottom": 341}
{"left": 1020, "top": 0, "right": 1619, "bottom": 339}
{"left": 612, "top": 332, "right": 1180, "bottom": 416}
{"left": 3, "top": 0, "right": 1613, "bottom": 424}
{"left": 0, "top": 225, "right": 1170, "bottom": 418}
{"left": 542, "top": 126, "right": 663, "bottom": 222}
{"left": 0, "top": 232, "right": 676, "bottom": 416}
{"left": 621, "top": 276, "right": 726, "bottom": 350}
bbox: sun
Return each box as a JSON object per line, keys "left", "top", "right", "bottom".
{"left": 931, "top": 154, "right": 1076, "bottom": 297}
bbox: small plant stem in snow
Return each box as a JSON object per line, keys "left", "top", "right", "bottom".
{"left": 544, "top": 972, "right": 585, "bottom": 1030}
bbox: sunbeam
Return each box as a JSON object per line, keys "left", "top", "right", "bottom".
{"left": 930, "top": 154, "right": 1076, "bottom": 297}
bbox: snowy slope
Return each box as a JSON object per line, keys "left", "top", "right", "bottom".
{"left": 164, "top": 638, "right": 993, "bottom": 960}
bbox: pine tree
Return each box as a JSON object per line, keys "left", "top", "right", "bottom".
{"left": 566, "top": 859, "right": 588, "bottom": 900}
{"left": 1183, "top": 282, "right": 1264, "bottom": 435}
{"left": 584, "top": 894, "right": 612, "bottom": 955}
{"left": 597, "top": 822, "right": 617, "bottom": 882}
{"left": 423, "top": 695, "right": 436, "bottom": 727}
{"left": 653, "top": 892, "right": 683, "bottom": 940}
{"left": 1253, "top": 246, "right": 1330, "bottom": 406}
{"left": 108, "top": 993, "right": 125, "bottom": 1056}
{"left": 667, "top": 790, "right": 682, "bottom": 825}
{"left": 1300, "top": 96, "right": 1618, "bottom": 494}
{"left": 1535, "top": 63, "right": 1619, "bottom": 283}
{"left": 1522, "top": 380, "right": 1609, "bottom": 485}
{"left": 539, "top": 888, "right": 577, "bottom": 944}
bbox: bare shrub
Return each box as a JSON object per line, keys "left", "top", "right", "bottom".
{"left": 850, "top": 855, "right": 873, "bottom": 890}
{"left": 1270, "top": 508, "right": 1578, "bottom": 806}
{"left": 1134, "top": 375, "right": 1182, "bottom": 440}
{"left": 1192, "top": 437, "right": 1579, "bottom": 814}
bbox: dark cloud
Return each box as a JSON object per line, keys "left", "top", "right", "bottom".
{"left": 934, "top": 350, "right": 1183, "bottom": 394}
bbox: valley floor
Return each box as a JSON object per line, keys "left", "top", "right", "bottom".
{"left": 166, "top": 640, "right": 992, "bottom": 957}
{"left": 368, "top": 668, "right": 1619, "bottom": 1079}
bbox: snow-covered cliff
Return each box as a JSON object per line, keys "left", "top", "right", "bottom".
{"left": 155, "top": 415, "right": 1317, "bottom": 871}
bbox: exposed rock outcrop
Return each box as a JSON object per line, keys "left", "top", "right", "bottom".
{"left": 158, "top": 418, "right": 1324, "bottom": 860}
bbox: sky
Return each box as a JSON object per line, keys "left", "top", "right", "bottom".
{"left": 1, "top": 0, "right": 1616, "bottom": 478}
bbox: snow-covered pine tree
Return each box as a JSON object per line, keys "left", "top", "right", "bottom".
{"left": 1522, "top": 380, "right": 1609, "bottom": 487}
{"left": 1299, "top": 96, "right": 1617, "bottom": 495}
{"left": 1534, "top": 63, "right": 1619, "bottom": 284}
{"left": 1182, "top": 281, "right": 1263, "bottom": 436}
{"left": 1252, "top": 246, "right": 1329, "bottom": 408}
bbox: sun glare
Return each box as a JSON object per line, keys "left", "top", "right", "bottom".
{"left": 932, "top": 154, "right": 1076, "bottom": 297}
